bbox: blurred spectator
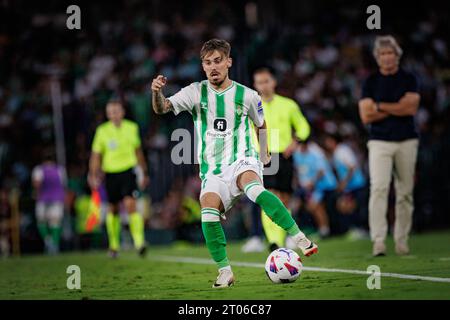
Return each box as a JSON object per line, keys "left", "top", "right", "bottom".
{"left": 323, "top": 133, "right": 368, "bottom": 239}
{"left": 0, "top": 188, "right": 12, "bottom": 257}
{"left": 293, "top": 140, "right": 337, "bottom": 238}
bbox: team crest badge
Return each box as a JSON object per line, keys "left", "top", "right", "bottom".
{"left": 236, "top": 104, "right": 243, "bottom": 116}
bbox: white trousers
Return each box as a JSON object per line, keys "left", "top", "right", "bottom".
{"left": 368, "top": 139, "right": 418, "bottom": 245}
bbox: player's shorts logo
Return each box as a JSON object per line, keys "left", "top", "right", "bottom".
{"left": 213, "top": 118, "right": 227, "bottom": 132}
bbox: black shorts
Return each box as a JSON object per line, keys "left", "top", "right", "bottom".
{"left": 104, "top": 168, "right": 138, "bottom": 204}
{"left": 263, "top": 153, "right": 294, "bottom": 193}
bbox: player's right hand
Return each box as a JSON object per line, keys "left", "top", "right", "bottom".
{"left": 151, "top": 75, "right": 167, "bottom": 92}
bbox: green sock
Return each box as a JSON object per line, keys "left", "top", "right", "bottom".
{"left": 201, "top": 208, "right": 229, "bottom": 269}
{"left": 49, "top": 226, "right": 61, "bottom": 249}
{"left": 106, "top": 213, "right": 121, "bottom": 250}
{"left": 129, "top": 212, "right": 145, "bottom": 249}
{"left": 37, "top": 222, "right": 49, "bottom": 240}
{"left": 256, "top": 190, "right": 301, "bottom": 236}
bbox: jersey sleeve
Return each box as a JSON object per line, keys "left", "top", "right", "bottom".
{"left": 91, "top": 127, "right": 104, "bottom": 154}
{"left": 290, "top": 101, "right": 310, "bottom": 142}
{"left": 167, "top": 83, "right": 199, "bottom": 115}
{"left": 32, "top": 166, "right": 43, "bottom": 183}
{"left": 132, "top": 123, "right": 141, "bottom": 149}
{"left": 247, "top": 91, "right": 264, "bottom": 128}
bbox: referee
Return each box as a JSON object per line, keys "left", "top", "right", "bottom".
{"left": 252, "top": 67, "right": 311, "bottom": 251}
{"left": 88, "top": 98, "right": 149, "bottom": 258}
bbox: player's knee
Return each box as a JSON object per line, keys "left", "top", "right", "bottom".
{"left": 370, "top": 184, "right": 389, "bottom": 197}
{"left": 244, "top": 182, "right": 266, "bottom": 203}
{"left": 123, "top": 197, "right": 136, "bottom": 213}
{"left": 200, "top": 192, "right": 223, "bottom": 211}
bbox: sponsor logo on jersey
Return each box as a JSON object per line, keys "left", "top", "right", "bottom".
{"left": 213, "top": 118, "right": 227, "bottom": 132}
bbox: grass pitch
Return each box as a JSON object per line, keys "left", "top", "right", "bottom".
{"left": 1, "top": 230, "right": 450, "bottom": 300}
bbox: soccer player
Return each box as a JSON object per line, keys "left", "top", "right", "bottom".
{"left": 88, "top": 99, "right": 149, "bottom": 258}
{"left": 252, "top": 67, "right": 311, "bottom": 251}
{"left": 32, "top": 149, "right": 66, "bottom": 254}
{"left": 151, "top": 39, "right": 318, "bottom": 288}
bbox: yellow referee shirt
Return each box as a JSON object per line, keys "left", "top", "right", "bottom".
{"left": 253, "top": 94, "right": 310, "bottom": 153}
{"left": 92, "top": 119, "right": 141, "bottom": 173}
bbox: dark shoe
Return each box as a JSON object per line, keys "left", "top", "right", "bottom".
{"left": 269, "top": 243, "right": 279, "bottom": 252}
{"left": 138, "top": 245, "right": 147, "bottom": 258}
{"left": 108, "top": 249, "right": 118, "bottom": 259}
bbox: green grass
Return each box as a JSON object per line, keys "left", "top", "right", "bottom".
{"left": 1, "top": 230, "right": 450, "bottom": 300}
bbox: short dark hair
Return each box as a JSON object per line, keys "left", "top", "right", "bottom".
{"left": 324, "top": 132, "right": 342, "bottom": 143}
{"left": 107, "top": 93, "right": 123, "bottom": 107}
{"left": 200, "top": 39, "right": 231, "bottom": 60}
{"left": 253, "top": 66, "right": 276, "bottom": 77}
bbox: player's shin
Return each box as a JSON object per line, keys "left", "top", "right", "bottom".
{"left": 244, "top": 182, "right": 304, "bottom": 238}
{"left": 201, "top": 208, "right": 230, "bottom": 270}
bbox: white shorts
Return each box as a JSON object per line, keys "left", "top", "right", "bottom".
{"left": 36, "top": 202, "right": 64, "bottom": 227}
{"left": 200, "top": 157, "right": 264, "bottom": 213}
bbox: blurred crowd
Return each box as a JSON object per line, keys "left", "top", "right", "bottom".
{"left": 0, "top": 1, "right": 449, "bottom": 255}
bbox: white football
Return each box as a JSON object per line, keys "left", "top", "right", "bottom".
{"left": 265, "top": 248, "right": 303, "bottom": 283}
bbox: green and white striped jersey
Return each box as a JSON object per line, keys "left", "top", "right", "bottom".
{"left": 168, "top": 80, "right": 264, "bottom": 180}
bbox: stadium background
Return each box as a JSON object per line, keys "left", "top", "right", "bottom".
{"left": 1, "top": 0, "right": 450, "bottom": 256}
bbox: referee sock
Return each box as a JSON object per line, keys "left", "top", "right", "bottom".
{"left": 244, "top": 181, "right": 304, "bottom": 238}
{"left": 261, "top": 209, "right": 287, "bottom": 248}
{"left": 129, "top": 212, "right": 145, "bottom": 249}
{"left": 106, "top": 213, "right": 121, "bottom": 251}
{"left": 201, "top": 208, "right": 230, "bottom": 269}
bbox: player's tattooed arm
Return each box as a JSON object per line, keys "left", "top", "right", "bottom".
{"left": 255, "top": 121, "right": 271, "bottom": 165}
{"left": 151, "top": 75, "right": 173, "bottom": 114}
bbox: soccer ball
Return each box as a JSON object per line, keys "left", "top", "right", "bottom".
{"left": 265, "top": 248, "right": 303, "bottom": 283}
